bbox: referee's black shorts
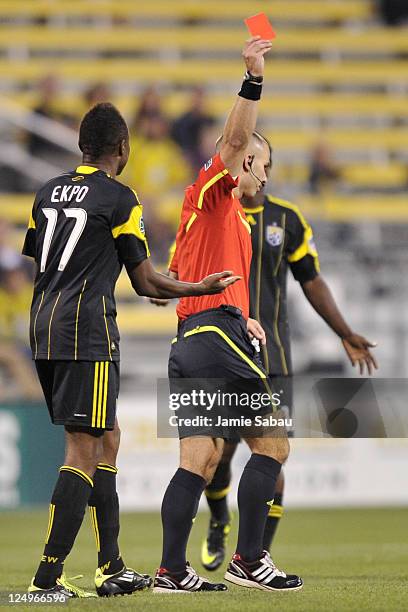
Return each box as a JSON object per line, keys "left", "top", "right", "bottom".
{"left": 168, "top": 305, "right": 284, "bottom": 439}
{"left": 35, "top": 360, "right": 119, "bottom": 432}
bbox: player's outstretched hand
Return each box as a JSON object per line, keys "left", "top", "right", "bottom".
{"left": 243, "top": 36, "right": 273, "bottom": 77}
{"left": 150, "top": 297, "right": 171, "bottom": 306}
{"left": 341, "top": 334, "right": 378, "bottom": 376}
{"left": 199, "top": 271, "right": 242, "bottom": 295}
{"left": 247, "top": 318, "right": 266, "bottom": 345}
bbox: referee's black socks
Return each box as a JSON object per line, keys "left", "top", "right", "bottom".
{"left": 88, "top": 463, "right": 124, "bottom": 574}
{"left": 236, "top": 454, "right": 281, "bottom": 562}
{"left": 160, "top": 468, "right": 206, "bottom": 573}
{"left": 34, "top": 466, "right": 93, "bottom": 589}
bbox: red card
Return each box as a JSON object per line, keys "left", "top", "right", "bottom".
{"left": 245, "top": 13, "right": 276, "bottom": 40}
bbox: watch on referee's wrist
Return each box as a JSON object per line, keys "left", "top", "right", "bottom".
{"left": 244, "top": 71, "right": 264, "bottom": 84}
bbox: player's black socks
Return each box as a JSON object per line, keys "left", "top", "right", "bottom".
{"left": 236, "top": 454, "right": 281, "bottom": 563}
{"left": 34, "top": 466, "right": 93, "bottom": 589}
{"left": 205, "top": 459, "right": 231, "bottom": 524}
{"left": 88, "top": 463, "right": 124, "bottom": 574}
{"left": 161, "top": 468, "right": 206, "bottom": 572}
{"left": 262, "top": 491, "right": 284, "bottom": 552}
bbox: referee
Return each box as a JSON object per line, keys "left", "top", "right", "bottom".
{"left": 153, "top": 37, "right": 303, "bottom": 594}
{"left": 200, "top": 139, "right": 378, "bottom": 571}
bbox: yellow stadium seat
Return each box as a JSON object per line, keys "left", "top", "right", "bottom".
{"left": 7, "top": 92, "right": 408, "bottom": 122}
{"left": 0, "top": 59, "right": 405, "bottom": 86}
{"left": 0, "top": 1, "right": 372, "bottom": 22}
{"left": 1, "top": 27, "right": 406, "bottom": 54}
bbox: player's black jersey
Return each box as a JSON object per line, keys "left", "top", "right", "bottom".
{"left": 22, "top": 165, "right": 149, "bottom": 362}
{"left": 244, "top": 194, "right": 320, "bottom": 376}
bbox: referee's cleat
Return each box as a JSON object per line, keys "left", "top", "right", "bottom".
{"left": 224, "top": 551, "right": 303, "bottom": 592}
{"left": 95, "top": 566, "right": 152, "bottom": 597}
{"left": 28, "top": 573, "right": 97, "bottom": 598}
{"left": 201, "top": 519, "right": 232, "bottom": 571}
{"left": 153, "top": 563, "right": 228, "bottom": 593}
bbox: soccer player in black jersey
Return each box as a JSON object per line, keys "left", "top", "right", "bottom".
{"left": 199, "top": 134, "right": 378, "bottom": 571}
{"left": 22, "top": 102, "right": 239, "bottom": 598}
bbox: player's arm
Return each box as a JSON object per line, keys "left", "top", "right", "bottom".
{"left": 287, "top": 206, "right": 377, "bottom": 375}
{"left": 220, "top": 36, "right": 272, "bottom": 176}
{"left": 301, "top": 276, "right": 378, "bottom": 376}
{"left": 126, "top": 259, "right": 240, "bottom": 299}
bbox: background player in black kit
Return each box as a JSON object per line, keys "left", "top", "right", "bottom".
{"left": 22, "top": 102, "right": 239, "bottom": 598}
{"left": 200, "top": 136, "right": 378, "bottom": 571}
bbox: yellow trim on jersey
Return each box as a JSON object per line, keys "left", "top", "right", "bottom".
{"left": 171, "top": 337, "right": 178, "bottom": 344}
{"left": 111, "top": 205, "right": 150, "bottom": 257}
{"left": 74, "top": 280, "right": 87, "bottom": 360}
{"left": 75, "top": 165, "right": 98, "bottom": 174}
{"left": 45, "top": 503, "right": 55, "bottom": 544}
{"left": 89, "top": 506, "right": 101, "bottom": 552}
{"left": 287, "top": 225, "right": 319, "bottom": 267}
{"left": 183, "top": 325, "right": 273, "bottom": 397}
{"left": 243, "top": 205, "right": 264, "bottom": 214}
{"left": 266, "top": 195, "right": 309, "bottom": 228}
{"left": 60, "top": 465, "right": 94, "bottom": 487}
{"left": 97, "top": 462, "right": 118, "bottom": 474}
{"left": 28, "top": 212, "right": 36, "bottom": 229}
{"left": 33, "top": 290, "right": 45, "bottom": 360}
{"left": 268, "top": 503, "right": 284, "bottom": 519}
{"left": 237, "top": 210, "right": 251, "bottom": 234}
{"left": 266, "top": 194, "right": 320, "bottom": 270}
{"left": 205, "top": 486, "right": 231, "bottom": 500}
{"left": 47, "top": 292, "right": 61, "bottom": 360}
{"left": 102, "top": 296, "right": 112, "bottom": 361}
{"left": 186, "top": 212, "right": 197, "bottom": 232}
{"left": 273, "top": 212, "right": 286, "bottom": 277}
{"left": 197, "top": 170, "right": 228, "bottom": 210}
{"left": 254, "top": 209, "right": 270, "bottom": 374}
{"left": 273, "top": 286, "right": 288, "bottom": 375}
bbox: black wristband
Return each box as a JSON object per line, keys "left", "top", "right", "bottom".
{"left": 238, "top": 79, "right": 263, "bottom": 101}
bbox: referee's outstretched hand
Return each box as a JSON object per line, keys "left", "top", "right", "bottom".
{"left": 199, "top": 271, "right": 242, "bottom": 294}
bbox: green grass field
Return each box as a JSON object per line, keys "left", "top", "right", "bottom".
{"left": 1, "top": 508, "right": 408, "bottom": 611}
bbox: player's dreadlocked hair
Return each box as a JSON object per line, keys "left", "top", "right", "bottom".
{"left": 79, "top": 103, "right": 128, "bottom": 159}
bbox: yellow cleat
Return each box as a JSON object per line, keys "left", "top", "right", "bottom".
{"left": 56, "top": 573, "right": 97, "bottom": 598}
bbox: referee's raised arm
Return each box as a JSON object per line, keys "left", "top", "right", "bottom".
{"left": 220, "top": 37, "right": 272, "bottom": 176}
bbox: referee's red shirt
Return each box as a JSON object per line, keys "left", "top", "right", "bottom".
{"left": 170, "top": 154, "right": 252, "bottom": 320}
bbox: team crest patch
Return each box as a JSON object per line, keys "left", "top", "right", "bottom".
{"left": 266, "top": 224, "right": 284, "bottom": 247}
{"left": 139, "top": 216, "right": 145, "bottom": 234}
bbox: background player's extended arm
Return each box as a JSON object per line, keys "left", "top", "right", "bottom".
{"left": 220, "top": 36, "right": 272, "bottom": 176}
{"left": 126, "top": 259, "right": 240, "bottom": 300}
{"left": 302, "top": 275, "right": 378, "bottom": 375}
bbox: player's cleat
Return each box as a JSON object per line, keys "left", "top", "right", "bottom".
{"left": 224, "top": 551, "right": 303, "bottom": 592}
{"left": 28, "top": 573, "right": 97, "bottom": 598}
{"left": 95, "top": 566, "right": 152, "bottom": 597}
{"left": 201, "top": 519, "right": 232, "bottom": 571}
{"left": 153, "top": 562, "right": 228, "bottom": 593}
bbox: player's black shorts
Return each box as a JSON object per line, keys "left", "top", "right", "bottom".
{"left": 35, "top": 360, "right": 119, "bottom": 431}
{"left": 168, "top": 306, "right": 287, "bottom": 440}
